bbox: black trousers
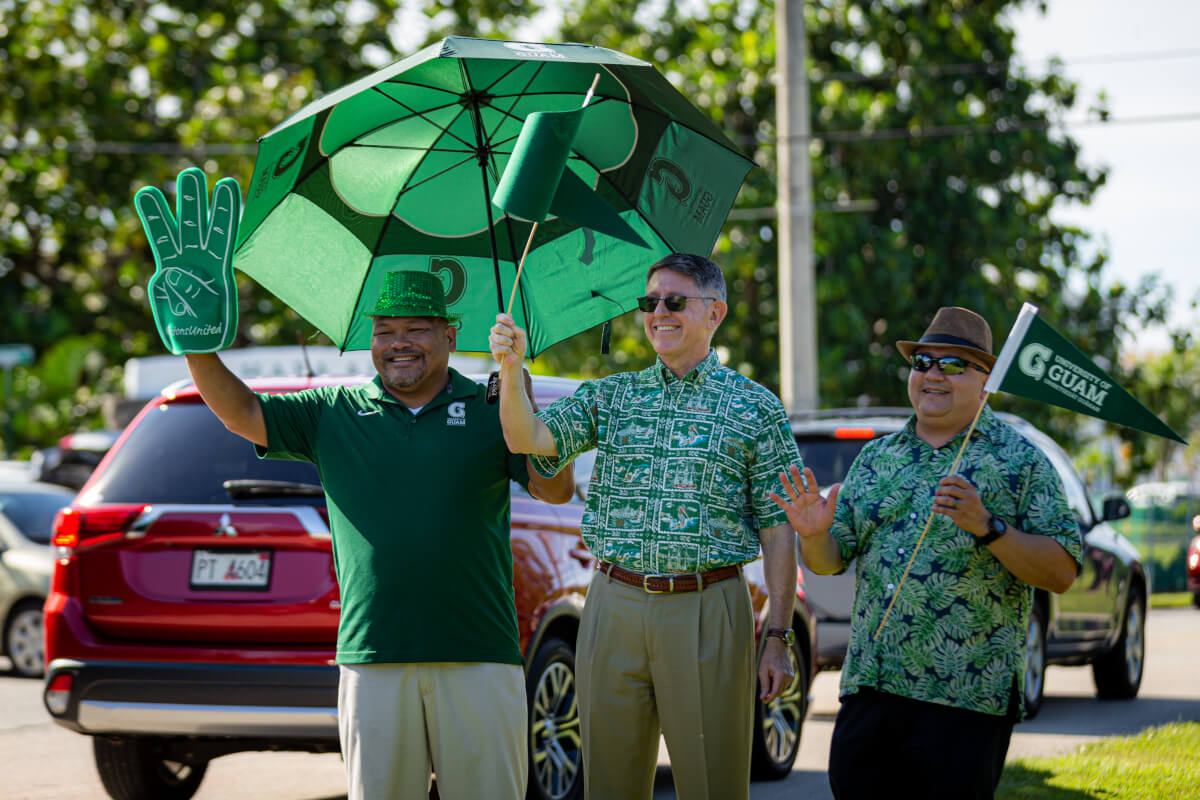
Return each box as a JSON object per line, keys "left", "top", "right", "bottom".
{"left": 828, "top": 688, "right": 1016, "bottom": 800}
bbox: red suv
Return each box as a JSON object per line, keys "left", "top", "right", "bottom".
{"left": 43, "top": 374, "right": 816, "bottom": 800}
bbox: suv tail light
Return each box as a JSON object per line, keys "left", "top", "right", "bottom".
{"left": 834, "top": 426, "right": 876, "bottom": 439}
{"left": 52, "top": 505, "right": 147, "bottom": 550}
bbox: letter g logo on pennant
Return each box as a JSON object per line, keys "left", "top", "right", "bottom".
{"left": 1018, "top": 343, "right": 1053, "bottom": 380}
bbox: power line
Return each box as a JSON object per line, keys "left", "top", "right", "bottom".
{"left": 811, "top": 47, "right": 1200, "bottom": 84}
{"left": 3, "top": 110, "right": 1200, "bottom": 158}
{"left": 720, "top": 109, "right": 1200, "bottom": 147}
{"left": 800, "top": 110, "right": 1200, "bottom": 144}
{"left": 0, "top": 141, "right": 258, "bottom": 156}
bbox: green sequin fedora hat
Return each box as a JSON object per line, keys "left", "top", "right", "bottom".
{"left": 365, "top": 270, "right": 461, "bottom": 324}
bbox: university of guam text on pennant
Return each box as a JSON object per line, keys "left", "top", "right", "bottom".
{"left": 984, "top": 303, "right": 1187, "bottom": 444}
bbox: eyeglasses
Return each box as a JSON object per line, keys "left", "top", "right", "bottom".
{"left": 910, "top": 353, "right": 990, "bottom": 376}
{"left": 636, "top": 295, "right": 716, "bottom": 313}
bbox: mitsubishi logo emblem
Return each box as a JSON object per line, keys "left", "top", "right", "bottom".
{"left": 215, "top": 513, "right": 239, "bottom": 537}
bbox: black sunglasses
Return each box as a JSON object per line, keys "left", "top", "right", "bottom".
{"left": 910, "top": 353, "right": 990, "bottom": 376}
{"left": 636, "top": 294, "right": 716, "bottom": 313}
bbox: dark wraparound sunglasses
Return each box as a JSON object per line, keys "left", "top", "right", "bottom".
{"left": 910, "top": 353, "right": 990, "bottom": 375}
{"left": 636, "top": 294, "right": 717, "bottom": 313}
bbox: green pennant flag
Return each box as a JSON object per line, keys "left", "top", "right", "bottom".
{"left": 985, "top": 303, "right": 1187, "bottom": 444}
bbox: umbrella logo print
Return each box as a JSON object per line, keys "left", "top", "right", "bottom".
{"left": 251, "top": 139, "right": 305, "bottom": 200}
{"left": 429, "top": 258, "right": 468, "bottom": 306}
{"left": 272, "top": 142, "right": 305, "bottom": 178}
{"left": 648, "top": 158, "right": 692, "bottom": 203}
{"left": 502, "top": 42, "right": 567, "bottom": 60}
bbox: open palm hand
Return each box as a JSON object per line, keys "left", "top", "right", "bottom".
{"left": 770, "top": 465, "right": 841, "bottom": 539}
{"left": 135, "top": 168, "right": 241, "bottom": 354}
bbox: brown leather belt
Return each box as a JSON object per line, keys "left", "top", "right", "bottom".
{"left": 597, "top": 560, "right": 741, "bottom": 594}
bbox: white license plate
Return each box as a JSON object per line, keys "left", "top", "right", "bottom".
{"left": 190, "top": 549, "right": 272, "bottom": 590}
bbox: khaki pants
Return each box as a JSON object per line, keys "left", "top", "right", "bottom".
{"left": 337, "top": 662, "right": 527, "bottom": 800}
{"left": 577, "top": 569, "right": 756, "bottom": 800}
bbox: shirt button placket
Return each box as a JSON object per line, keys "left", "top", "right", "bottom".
{"left": 644, "top": 383, "right": 671, "bottom": 570}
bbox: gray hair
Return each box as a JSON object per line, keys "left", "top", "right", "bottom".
{"left": 645, "top": 253, "right": 726, "bottom": 302}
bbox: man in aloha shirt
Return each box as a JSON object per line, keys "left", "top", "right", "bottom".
{"left": 772, "top": 306, "right": 1082, "bottom": 800}
{"left": 489, "top": 253, "right": 802, "bottom": 800}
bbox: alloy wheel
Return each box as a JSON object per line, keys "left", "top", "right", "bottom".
{"left": 1123, "top": 598, "right": 1145, "bottom": 686}
{"left": 6, "top": 606, "right": 44, "bottom": 677}
{"left": 1024, "top": 612, "right": 1046, "bottom": 708}
{"left": 530, "top": 661, "right": 581, "bottom": 800}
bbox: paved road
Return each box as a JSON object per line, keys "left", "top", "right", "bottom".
{"left": 3, "top": 608, "right": 1198, "bottom": 799}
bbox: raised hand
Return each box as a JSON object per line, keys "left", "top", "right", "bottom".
{"left": 489, "top": 312, "right": 528, "bottom": 369}
{"left": 135, "top": 168, "right": 241, "bottom": 354}
{"left": 770, "top": 465, "right": 840, "bottom": 539}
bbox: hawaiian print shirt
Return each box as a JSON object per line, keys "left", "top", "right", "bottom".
{"left": 532, "top": 350, "right": 801, "bottom": 573}
{"left": 830, "top": 406, "right": 1083, "bottom": 718}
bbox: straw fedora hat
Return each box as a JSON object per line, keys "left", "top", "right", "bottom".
{"left": 895, "top": 307, "right": 996, "bottom": 368}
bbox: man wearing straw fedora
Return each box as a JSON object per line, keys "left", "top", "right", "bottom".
{"left": 771, "top": 306, "right": 1082, "bottom": 799}
{"left": 489, "top": 253, "right": 802, "bottom": 800}
{"left": 182, "top": 270, "right": 575, "bottom": 800}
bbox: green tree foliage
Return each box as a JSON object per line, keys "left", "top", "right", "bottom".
{"left": 2, "top": 0, "right": 1178, "bottom": 468}
{"left": 0, "top": 0, "right": 532, "bottom": 454}
{"left": 1116, "top": 333, "right": 1200, "bottom": 481}
{"left": 549, "top": 0, "right": 1170, "bottom": 452}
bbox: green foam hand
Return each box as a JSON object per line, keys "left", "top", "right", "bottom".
{"left": 135, "top": 168, "right": 241, "bottom": 354}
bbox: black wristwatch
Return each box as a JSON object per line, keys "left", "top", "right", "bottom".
{"left": 976, "top": 514, "right": 1008, "bottom": 547}
{"left": 766, "top": 627, "right": 796, "bottom": 647}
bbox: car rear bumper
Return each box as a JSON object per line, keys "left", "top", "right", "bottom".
{"left": 44, "top": 658, "right": 339, "bottom": 740}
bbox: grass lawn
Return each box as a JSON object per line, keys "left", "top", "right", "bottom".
{"left": 1150, "top": 591, "right": 1196, "bottom": 609}
{"left": 997, "top": 722, "right": 1200, "bottom": 799}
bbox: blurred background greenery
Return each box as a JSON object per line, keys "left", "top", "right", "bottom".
{"left": 2, "top": 0, "right": 1197, "bottom": 501}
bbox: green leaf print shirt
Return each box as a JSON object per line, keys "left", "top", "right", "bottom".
{"left": 830, "top": 406, "right": 1082, "bottom": 717}
{"left": 532, "top": 350, "right": 801, "bottom": 573}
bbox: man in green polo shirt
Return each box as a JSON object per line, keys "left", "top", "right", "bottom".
{"left": 771, "top": 306, "right": 1082, "bottom": 799}
{"left": 182, "top": 271, "right": 574, "bottom": 800}
{"left": 489, "top": 253, "right": 803, "bottom": 800}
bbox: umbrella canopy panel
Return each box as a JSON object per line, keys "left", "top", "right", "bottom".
{"left": 235, "top": 37, "right": 754, "bottom": 356}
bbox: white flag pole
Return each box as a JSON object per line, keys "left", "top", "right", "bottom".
{"left": 985, "top": 302, "right": 1040, "bottom": 394}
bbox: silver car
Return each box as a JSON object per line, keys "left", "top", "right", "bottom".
{"left": 1, "top": 480, "right": 74, "bottom": 677}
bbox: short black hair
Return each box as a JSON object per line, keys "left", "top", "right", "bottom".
{"left": 645, "top": 253, "right": 726, "bottom": 302}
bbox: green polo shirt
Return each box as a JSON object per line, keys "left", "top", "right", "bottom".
{"left": 256, "top": 369, "right": 529, "bottom": 666}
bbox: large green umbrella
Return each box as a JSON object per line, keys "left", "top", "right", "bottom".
{"left": 234, "top": 36, "right": 754, "bottom": 356}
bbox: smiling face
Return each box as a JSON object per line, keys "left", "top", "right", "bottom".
{"left": 641, "top": 268, "right": 727, "bottom": 376}
{"left": 370, "top": 315, "right": 456, "bottom": 405}
{"left": 907, "top": 346, "right": 989, "bottom": 443}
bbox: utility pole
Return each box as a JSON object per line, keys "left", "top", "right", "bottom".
{"left": 776, "top": 0, "right": 819, "bottom": 412}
